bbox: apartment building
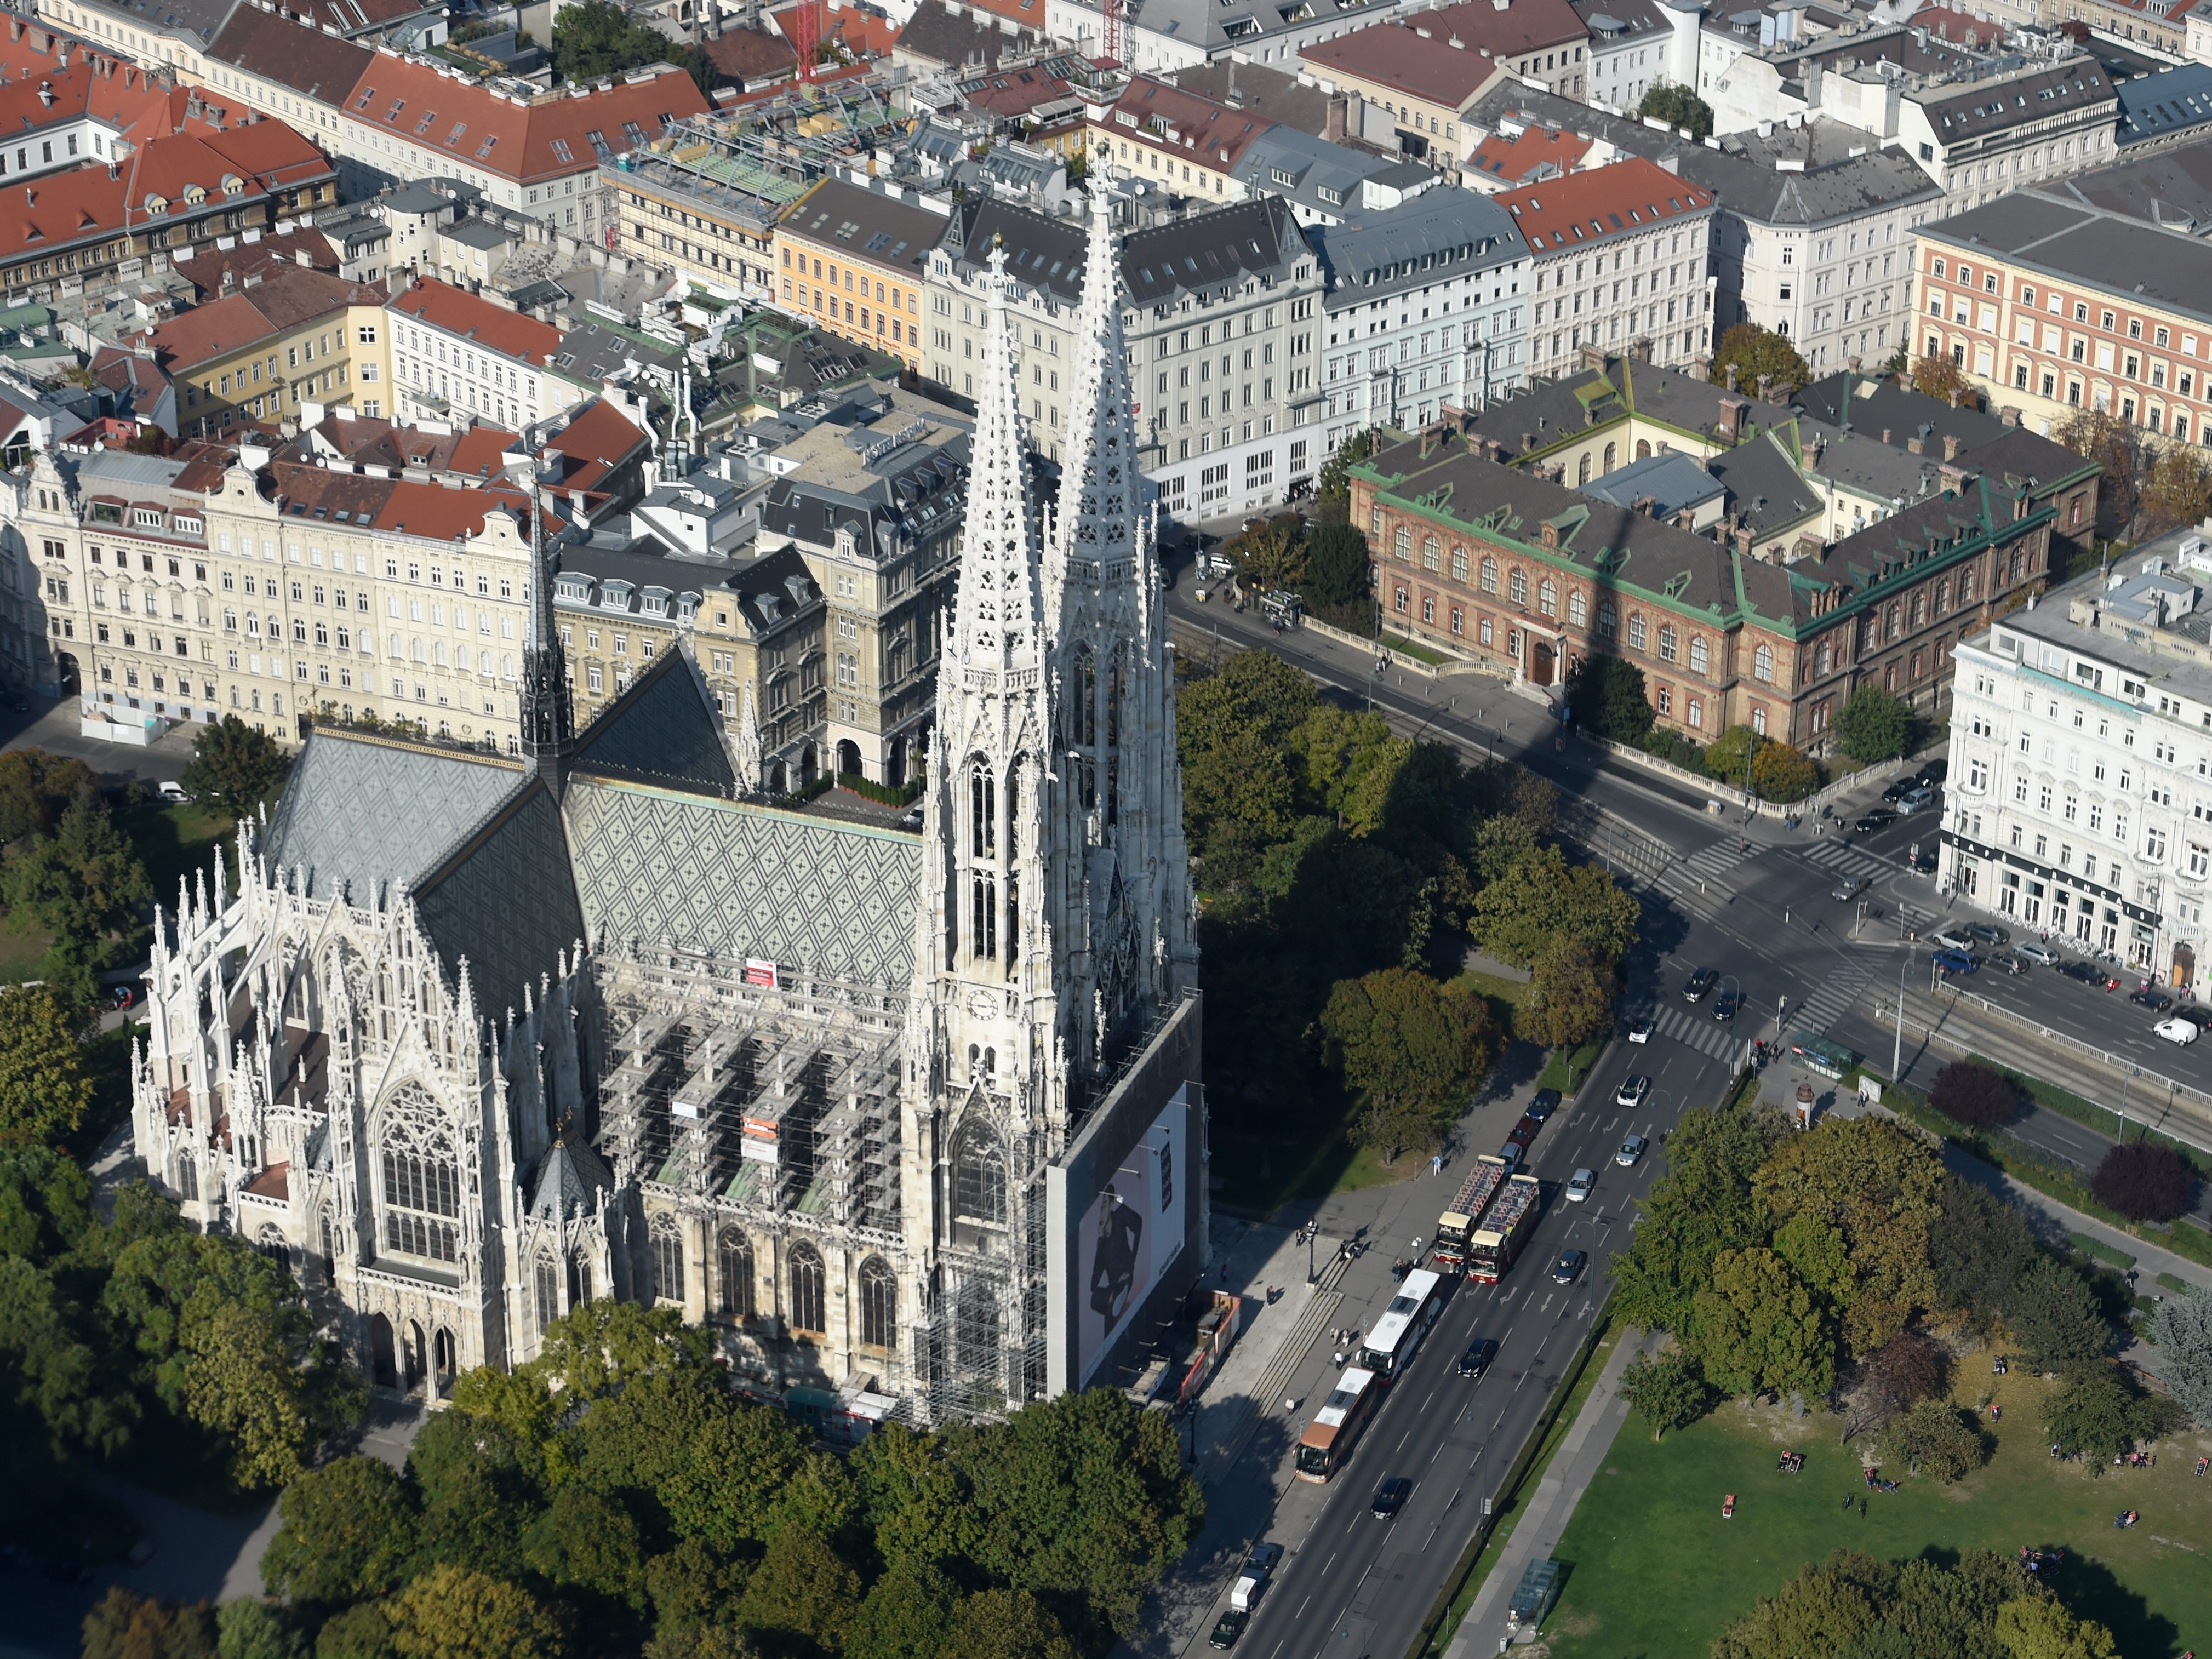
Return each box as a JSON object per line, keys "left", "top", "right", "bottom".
{"left": 0, "top": 24, "right": 179, "bottom": 186}
{"left": 182, "top": 2, "right": 374, "bottom": 153}
{"left": 1084, "top": 76, "right": 1281, "bottom": 203}
{"left": 1315, "top": 188, "right": 1532, "bottom": 456}
{"left": 1296, "top": 12, "right": 1527, "bottom": 172}
{"left": 1916, "top": 188, "right": 2212, "bottom": 443}
{"left": 142, "top": 264, "right": 392, "bottom": 437}
{"left": 772, "top": 176, "right": 942, "bottom": 375}
{"left": 1941, "top": 539, "right": 2212, "bottom": 991}
{"left": 387, "top": 278, "right": 564, "bottom": 432}
{"left": 1896, "top": 58, "right": 2119, "bottom": 208}
{"left": 605, "top": 130, "right": 805, "bottom": 306}
{"left": 751, "top": 385, "right": 969, "bottom": 787}
{"left": 1575, "top": 0, "right": 1677, "bottom": 113}
{"left": 1499, "top": 156, "right": 1716, "bottom": 376}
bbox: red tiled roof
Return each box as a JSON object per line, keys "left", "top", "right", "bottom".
{"left": 368, "top": 475, "right": 546, "bottom": 541}
{"left": 1098, "top": 76, "right": 1277, "bottom": 172}
{"left": 1497, "top": 156, "right": 1712, "bottom": 255}
{"left": 138, "top": 267, "right": 377, "bottom": 373}
{"left": 243, "top": 1162, "right": 290, "bottom": 1200}
{"left": 1300, "top": 0, "right": 1581, "bottom": 106}
{"left": 776, "top": 1, "right": 902, "bottom": 58}
{"left": 543, "top": 397, "right": 648, "bottom": 496}
{"left": 173, "top": 225, "right": 342, "bottom": 299}
{"left": 391, "top": 277, "right": 562, "bottom": 362}
{"left": 702, "top": 24, "right": 799, "bottom": 83}
{"left": 1469, "top": 123, "right": 1595, "bottom": 185}
{"left": 344, "top": 49, "right": 710, "bottom": 185}
{"left": 445, "top": 424, "right": 523, "bottom": 480}
{"left": 1909, "top": 5, "right": 1998, "bottom": 43}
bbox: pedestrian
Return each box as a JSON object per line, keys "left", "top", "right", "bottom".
{"left": 1860, "top": 1497, "right": 1868, "bottom": 1518}
{"left": 1432, "top": 1153, "right": 1442, "bottom": 1177}
{"left": 1334, "top": 1349, "right": 1345, "bottom": 1367}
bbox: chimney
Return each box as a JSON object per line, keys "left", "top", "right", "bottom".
{"left": 1630, "top": 335, "right": 1654, "bottom": 363}
{"left": 1420, "top": 425, "right": 1441, "bottom": 459}
{"left": 1735, "top": 523, "right": 1754, "bottom": 556}
{"left": 1756, "top": 373, "right": 1773, "bottom": 402}
{"left": 1942, "top": 433, "right": 1963, "bottom": 462}
{"left": 1848, "top": 355, "right": 1862, "bottom": 375}
{"left": 1325, "top": 93, "right": 1348, "bottom": 142}
{"left": 1522, "top": 431, "right": 1536, "bottom": 454}
{"left": 1907, "top": 434, "right": 1925, "bottom": 455}
{"left": 1949, "top": 386, "right": 1963, "bottom": 408}
{"left": 2000, "top": 405, "right": 2021, "bottom": 427}
{"left": 1725, "top": 361, "right": 1740, "bottom": 392}
{"left": 1881, "top": 427, "right": 1892, "bottom": 445}
{"left": 1631, "top": 494, "right": 1657, "bottom": 516}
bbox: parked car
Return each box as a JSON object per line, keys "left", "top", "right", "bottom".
{"left": 2175, "top": 1005, "right": 2212, "bottom": 1031}
{"left": 2153, "top": 1016, "right": 2200, "bottom": 1045}
{"left": 1616, "top": 1074, "right": 1651, "bottom": 1108}
{"left": 2015, "top": 940, "right": 2060, "bottom": 966}
{"left": 1616, "top": 1134, "right": 1650, "bottom": 1167}
{"left": 1566, "top": 1167, "right": 1596, "bottom": 1203}
{"left": 1965, "top": 923, "right": 2010, "bottom": 948}
{"left": 1916, "top": 759, "right": 1949, "bottom": 787}
{"left": 1506, "top": 1114, "right": 1542, "bottom": 1149}
{"left": 1496, "top": 1141, "right": 1524, "bottom": 1172}
{"left": 1881, "top": 778, "right": 1917, "bottom": 804}
{"left": 1525, "top": 1088, "right": 1562, "bottom": 1122}
{"left": 1210, "top": 1610, "right": 1250, "bottom": 1650}
{"left": 1832, "top": 876, "right": 1870, "bottom": 902}
{"left": 2130, "top": 985, "right": 2174, "bottom": 1012}
{"left": 1371, "top": 1477, "right": 1412, "bottom": 1519}
{"left": 1230, "top": 1543, "right": 1284, "bottom": 1612}
{"left": 1551, "top": 1249, "right": 1587, "bottom": 1285}
{"left": 1931, "top": 949, "right": 1979, "bottom": 975}
{"left": 1895, "top": 785, "right": 1937, "bottom": 814}
{"left": 1684, "top": 967, "right": 1718, "bottom": 1003}
{"left": 1457, "top": 1337, "right": 1500, "bottom": 1378}
{"left": 2059, "top": 960, "right": 2108, "bottom": 985}
{"left": 1713, "top": 989, "right": 1740, "bottom": 1023}
{"left": 1627, "top": 1012, "right": 1655, "bottom": 1044}
{"left": 155, "top": 781, "right": 189, "bottom": 803}
{"left": 1854, "top": 810, "right": 1896, "bottom": 834}
{"left": 1904, "top": 847, "right": 1937, "bottom": 874}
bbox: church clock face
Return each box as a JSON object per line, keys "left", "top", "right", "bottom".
{"left": 967, "top": 989, "right": 999, "bottom": 1021}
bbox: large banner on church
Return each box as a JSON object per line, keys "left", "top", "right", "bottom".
{"left": 1071, "top": 1100, "right": 1186, "bottom": 1384}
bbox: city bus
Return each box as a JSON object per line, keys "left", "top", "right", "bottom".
{"left": 1357, "top": 1267, "right": 1449, "bottom": 1381}
{"left": 1467, "top": 1174, "right": 1541, "bottom": 1285}
{"left": 1294, "top": 1366, "right": 1380, "bottom": 1483}
{"left": 1434, "top": 1155, "right": 1511, "bottom": 1271}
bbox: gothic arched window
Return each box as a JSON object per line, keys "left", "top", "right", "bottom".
{"left": 534, "top": 1252, "right": 560, "bottom": 1336}
{"left": 378, "top": 1084, "right": 460, "bottom": 1263}
{"left": 953, "top": 1119, "right": 1007, "bottom": 1227}
{"left": 789, "top": 1242, "right": 826, "bottom": 1334}
{"left": 175, "top": 1157, "right": 198, "bottom": 1200}
{"left": 969, "top": 758, "right": 996, "bottom": 859}
{"left": 859, "top": 1255, "right": 896, "bottom": 1349}
{"left": 650, "top": 1217, "right": 684, "bottom": 1305}
{"left": 718, "top": 1228, "right": 754, "bottom": 1318}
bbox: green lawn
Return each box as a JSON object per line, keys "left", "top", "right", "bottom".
{"left": 119, "top": 798, "right": 238, "bottom": 904}
{"left": 1541, "top": 1365, "right": 2212, "bottom": 1659}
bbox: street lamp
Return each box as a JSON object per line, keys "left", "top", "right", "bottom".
{"left": 1892, "top": 950, "right": 1910, "bottom": 1083}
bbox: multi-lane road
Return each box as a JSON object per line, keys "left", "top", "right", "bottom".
{"left": 1164, "top": 576, "right": 2212, "bottom": 1659}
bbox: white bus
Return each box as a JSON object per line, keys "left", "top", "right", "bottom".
{"left": 1295, "top": 1366, "right": 1380, "bottom": 1483}
{"left": 1357, "top": 1267, "right": 1448, "bottom": 1382}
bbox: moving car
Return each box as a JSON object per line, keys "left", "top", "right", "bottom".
{"left": 2129, "top": 985, "right": 2173, "bottom": 1012}
{"left": 1713, "top": 989, "right": 1741, "bottom": 1023}
{"left": 1371, "top": 1477, "right": 1412, "bottom": 1519}
{"left": 2059, "top": 960, "right": 2108, "bottom": 985}
{"left": 1684, "top": 968, "right": 1718, "bottom": 1003}
{"left": 1853, "top": 809, "right": 1895, "bottom": 834}
{"left": 1616, "top": 1134, "right": 1650, "bottom": 1168}
{"left": 1525, "top": 1088, "right": 1562, "bottom": 1122}
{"left": 1832, "top": 876, "right": 1870, "bottom": 902}
{"left": 1210, "top": 1610, "right": 1250, "bottom": 1650}
{"left": 1616, "top": 1074, "right": 1651, "bottom": 1108}
{"left": 1930, "top": 929, "right": 1976, "bottom": 954}
{"left": 1230, "top": 1543, "right": 1284, "bottom": 1612}
{"left": 2174, "top": 1005, "right": 2212, "bottom": 1031}
{"left": 1457, "top": 1337, "right": 1500, "bottom": 1379}
{"left": 2015, "top": 940, "right": 2060, "bottom": 966}
{"left": 1895, "top": 785, "right": 1937, "bottom": 814}
{"left": 2153, "top": 1016, "right": 2200, "bottom": 1045}
{"left": 1931, "top": 949, "right": 1979, "bottom": 975}
{"left": 1965, "top": 923, "right": 2010, "bottom": 948}
{"left": 155, "top": 781, "right": 189, "bottom": 803}
{"left": 1566, "top": 1167, "right": 1596, "bottom": 1203}
{"left": 1627, "top": 1012, "right": 1655, "bottom": 1044}
{"left": 1552, "top": 1249, "right": 1587, "bottom": 1285}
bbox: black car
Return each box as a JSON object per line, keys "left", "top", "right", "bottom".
{"left": 1713, "top": 989, "right": 1740, "bottom": 1023}
{"left": 1458, "top": 1337, "right": 1500, "bottom": 1379}
{"left": 2175, "top": 1005, "right": 2212, "bottom": 1031}
{"left": 1372, "top": 1477, "right": 1412, "bottom": 1519}
{"left": 1854, "top": 809, "right": 1896, "bottom": 834}
{"left": 2130, "top": 985, "right": 2173, "bottom": 1012}
{"left": 1965, "top": 924, "right": 2010, "bottom": 947}
{"left": 1881, "top": 778, "right": 1917, "bottom": 804}
{"left": 1684, "top": 967, "right": 1719, "bottom": 1003}
{"left": 1905, "top": 848, "right": 1937, "bottom": 874}
{"left": 1210, "top": 1610, "right": 1250, "bottom": 1650}
{"left": 1832, "top": 876, "right": 1870, "bottom": 902}
{"left": 1916, "top": 759, "right": 1949, "bottom": 788}
{"left": 2059, "top": 960, "right": 2107, "bottom": 985}
{"left": 1552, "top": 1249, "right": 1588, "bottom": 1285}
{"left": 1525, "top": 1088, "right": 1562, "bottom": 1122}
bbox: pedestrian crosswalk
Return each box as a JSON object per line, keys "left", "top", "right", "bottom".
{"left": 1639, "top": 1002, "right": 1754, "bottom": 1062}
{"left": 1650, "top": 836, "right": 1762, "bottom": 901}
{"left": 1799, "top": 838, "right": 1894, "bottom": 883}
{"left": 1789, "top": 960, "right": 1874, "bottom": 1038}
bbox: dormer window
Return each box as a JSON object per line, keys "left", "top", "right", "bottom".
{"left": 132, "top": 507, "right": 163, "bottom": 529}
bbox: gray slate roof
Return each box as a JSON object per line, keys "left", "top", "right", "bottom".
{"left": 1674, "top": 121, "right": 1942, "bottom": 226}
{"left": 2114, "top": 63, "right": 2212, "bottom": 147}
{"left": 1581, "top": 448, "right": 1726, "bottom": 515}
{"left": 570, "top": 650, "right": 738, "bottom": 797}
{"left": 1231, "top": 127, "right": 1405, "bottom": 224}
{"left": 1916, "top": 191, "right": 2212, "bottom": 332}
{"left": 1121, "top": 194, "right": 1313, "bottom": 308}
{"left": 411, "top": 777, "right": 588, "bottom": 1015}
{"left": 2037, "top": 142, "right": 2212, "bottom": 233}
{"left": 1316, "top": 187, "right": 1527, "bottom": 310}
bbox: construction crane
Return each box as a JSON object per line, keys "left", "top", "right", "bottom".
{"left": 788, "top": 0, "right": 822, "bottom": 81}
{"left": 1101, "top": 0, "right": 1124, "bottom": 63}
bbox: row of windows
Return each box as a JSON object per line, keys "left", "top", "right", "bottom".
{"left": 1925, "top": 259, "right": 2204, "bottom": 356}
{"left": 642, "top": 1225, "right": 897, "bottom": 1347}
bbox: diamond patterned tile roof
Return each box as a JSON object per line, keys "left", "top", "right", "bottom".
{"left": 527, "top": 1135, "right": 614, "bottom": 1222}
{"left": 569, "top": 650, "right": 736, "bottom": 798}
{"left": 411, "top": 777, "right": 588, "bottom": 1014}
{"left": 261, "top": 729, "right": 527, "bottom": 904}
{"left": 564, "top": 780, "right": 923, "bottom": 988}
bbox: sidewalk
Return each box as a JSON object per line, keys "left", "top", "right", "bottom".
{"left": 1188, "top": 1218, "right": 1348, "bottom": 1491}
{"left": 1442, "top": 1326, "right": 1661, "bottom": 1657}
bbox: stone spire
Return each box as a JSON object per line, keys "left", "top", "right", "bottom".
{"left": 947, "top": 242, "right": 1047, "bottom": 676}
{"left": 512, "top": 462, "right": 575, "bottom": 790}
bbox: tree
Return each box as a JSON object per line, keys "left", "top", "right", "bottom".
{"left": 550, "top": 0, "right": 681, "bottom": 84}
{"left": 644, "top": 1539, "right": 751, "bottom": 1641}
{"left": 0, "top": 985, "right": 95, "bottom": 1145}
{"left": 3, "top": 791, "right": 152, "bottom": 999}
{"left": 1176, "top": 650, "right": 1317, "bottom": 880}
{"left": 1301, "top": 520, "right": 1371, "bottom": 610}
{"left": 1910, "top": 353, "right": 1973, "bottom": 405}
{"left": 733, "top": 1527, "right": 863, "bottom": 1657}
{"left": 1713, "top": 1548, "right": 1887, "bottom": 1659}
{"left": 1612, "top": 1098, "right": 1787, "bottom": 1333}
{"left": 0, "top": 1141, "right": 96, "bottom": 1260}
{"left": 845, "top": 1556, "right": 961, "bottom": 1659}
{"left": 1706, "top": 724, "right": 1756, "bottom": 786}
{"left": 180, "top": 715, "right": 290, "bottom": 823}
{"left": 1318, "top": 969, "right": 1497, "bottom": 1158}
{"left": 521, "top": 1487, "right": 649, "bottom": 1626}
{"left": 1884, "top": 1399, "right": 1987, "bottom": 1482}
{"left": 1834, "top": 685, "right": 1913, "bottom": 765}
{"left": 312, "top": 1604, "right": 396, "bottom": 1659}
{"left": 939, "top": 1589, "right": 1081, "bottom": 1659}
{"left": 1687, "top": 1246, "right": 1836, "bottom": 1399}
{"left": 1929, "top": 1062, "right": 2019, "bottom": 1131}
{"left": 217, "top": 1600, "right": 309, "bottom": 1659}
{"left": 385, "top": 1565, "right": 567, "bottom": 1659}
{"left": 179, "top": 1302, "right": 317, "bottom": 1490}
{"left": 1713, "top": 324, "right": 1810, "bottom": 396}
{"left": 0, "top": 748, "right": 96, "bottom": 843}
{"left": 1314, "top": 428, "right": 1376, "bottom": 514}
{"left": 1637, "top": 81, "right": 1714, "bottom": 141}
{"left": 1617, "top": 1346, "right": 1714, "bottom": 1440}
{"left": 1861, "top": 1328, "right": 1946, "bottom": 1414}
{"left": 2089, "top": 1139, "right": 2196, "bottom": 1222}
{"left": 2153, "top": 1286, "right": 2212, "bottom": 1426}
{"left": 2140, "top": 439, "right": 2212, "bottom": 540}
{"left": 2040, "top": 1363, "right": 2151, "bottom": 1460}
{"left": 1470, "top": 845, "right": 1640, "bottom": 969}
{"left": 1994, "top": 1596, "right": 2120, "bottom": 1659}
{"left": 83, "top": 1589, "right": 218, "bottom": 1659}
{"left": 2008, "top": 1257, "right": 2108, "bottom": 1369}
{"left": 1519, "top": 935, "right": 1615, "bottom": 1050}
{"left": 1929, "top": 1175, "right": 2036, "bottom": 1334}
{"left": 260, "top": 1455, "right": 419, "bottom": 1604}
{"left": 1751, "top": 740, "right": 1820, "bottom": 803}
{"left": 2054, "top": 407, "right": 2145, "bottom": 540}
{"left": 1223, "top": 514, "right": 1307, "bottom": 592}
{"left": 1564, "top": 654, "right": 1654, "bottom": 745}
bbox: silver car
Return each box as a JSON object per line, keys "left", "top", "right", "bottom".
{"left": 1616, "top": 1134, "right": 1650, "bottom": 1168}
{"left": 2014, "top": 940, "right": 2059, "bottom": 966}
{"left": 1566, "top": 1167, "right": 1596, "bottom": 1203}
